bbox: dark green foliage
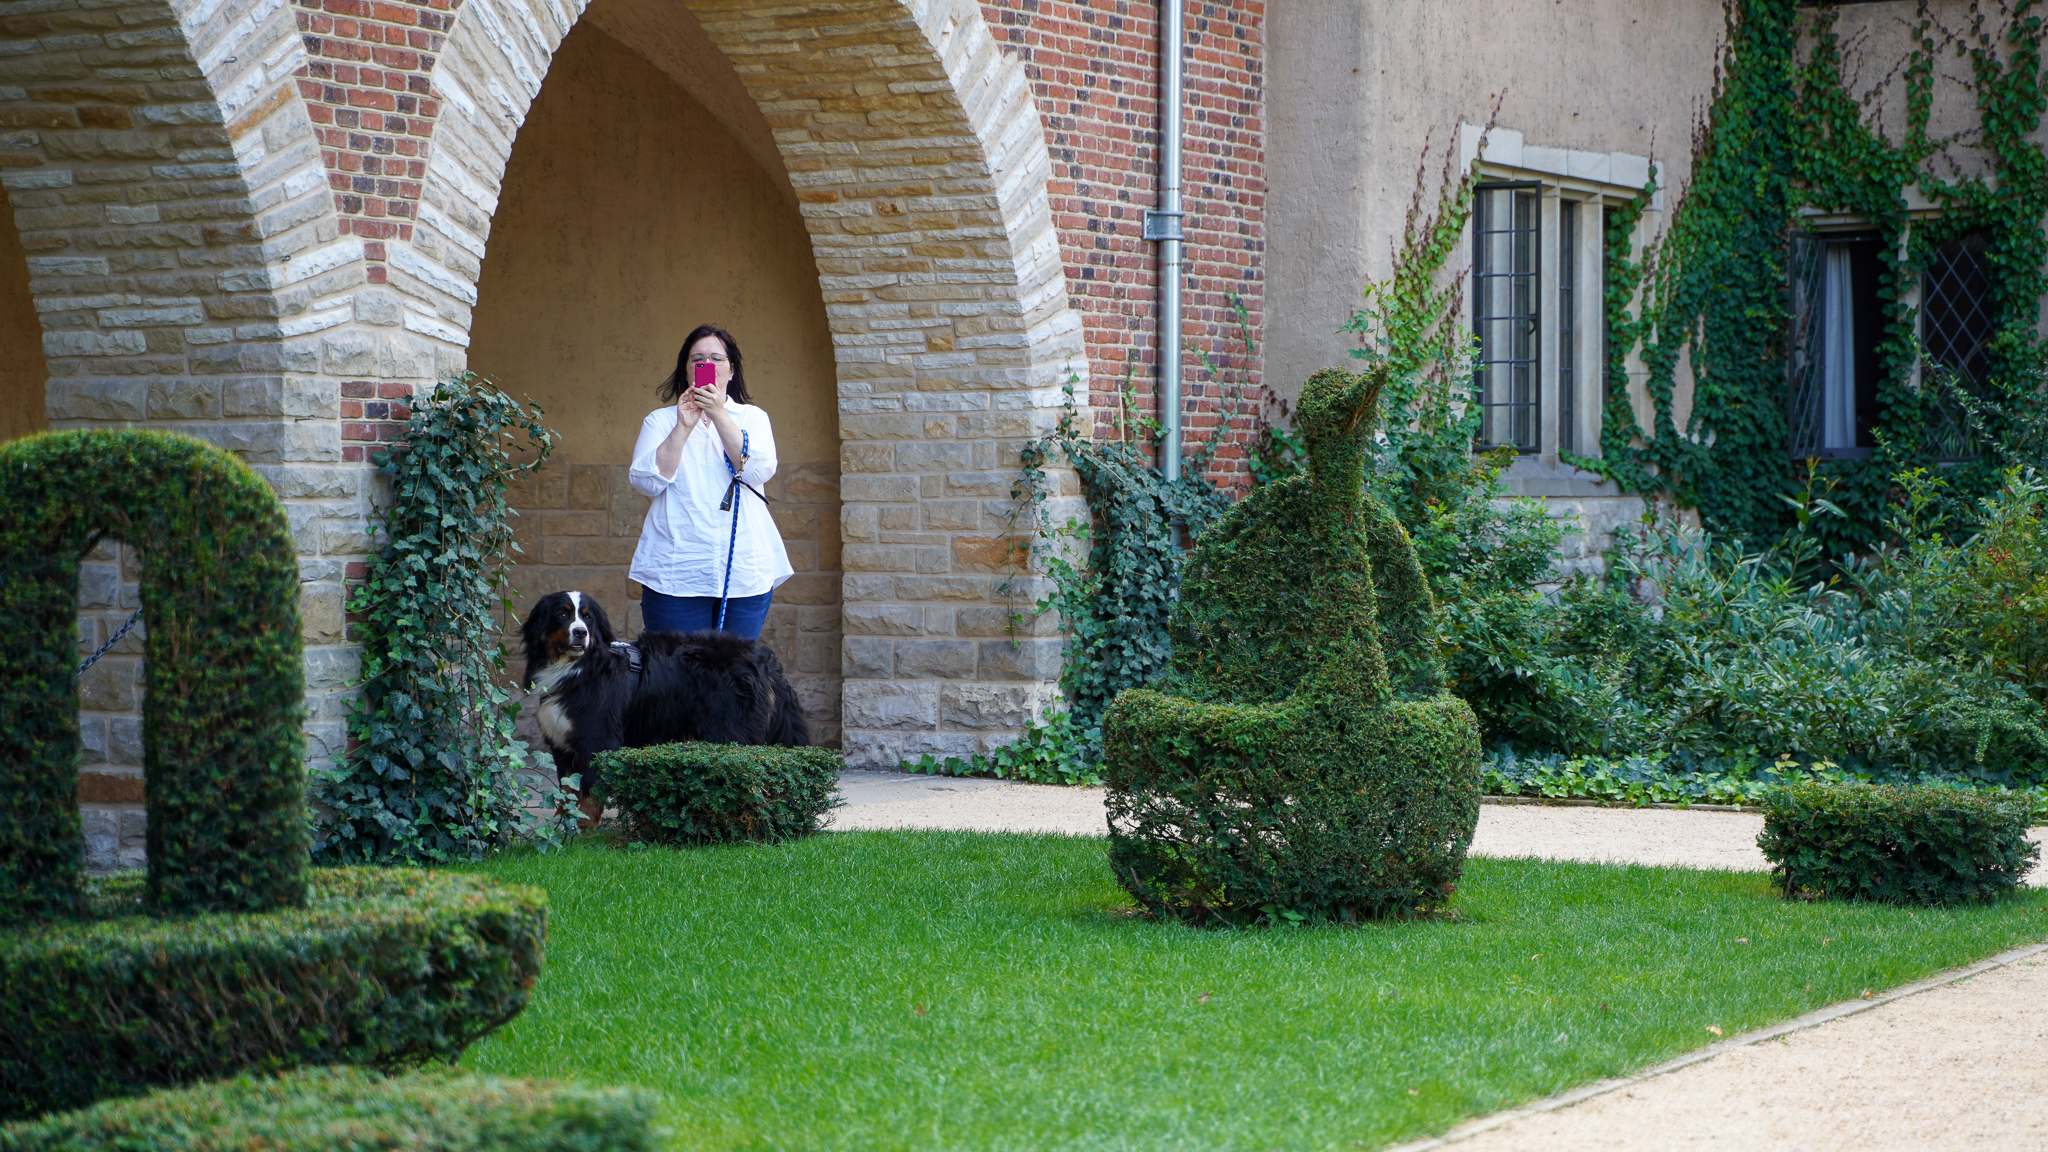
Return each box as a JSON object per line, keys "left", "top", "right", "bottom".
{"left": 1593, "top": 1, "right": 2048, "bottom": 548}
{"left": 600, "top": 743, "right": 842, "bottom": 846}
{"left": 0, "top": 430, "right": 305, "bottom": 924}
{"left": 0, "top": 868, "right": 546, "bottom": 1121}
{"left": 0, "top": 1067, "right": 656, "bottom": 1152}
{"left": 1758, "top": 781, "right": 2039, "bottom": 904}
{"left": 988, "top": 379, "right": 1234, "bottom": 783}
{"left": 1103, "top": 366, "right": 1484, "bottom": 925}
{"left": 316, "top": 373, "right": 574, "bottom": 865}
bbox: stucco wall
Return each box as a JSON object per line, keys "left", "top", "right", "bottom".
{"left": 0, "top": 215, "right": 46, "bottom": 443}
{"left": 1265, "top": 0, "right": 1725, "bottom": 400}
{"left": 467, "top": 23, "right": 845, "bottom": 743}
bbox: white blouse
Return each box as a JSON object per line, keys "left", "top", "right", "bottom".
{"left": 627, "top": 402, "right": 793, "bottom": 600}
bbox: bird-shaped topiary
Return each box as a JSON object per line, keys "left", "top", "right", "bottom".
{"left": 1100, "top": 365, "right": 1482, "bottom": 924}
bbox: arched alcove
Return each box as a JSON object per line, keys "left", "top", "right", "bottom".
{"left": 470, "top": 16, "right": 844, "bottom": 745}
{"left": 0, "top": 216, "right": 47, "bottom": 443}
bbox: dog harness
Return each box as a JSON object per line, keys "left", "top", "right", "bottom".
{"left": 610, "top": 640, "right": 643, "bottom": 679}
{"left": 716, "top": 430, "right": 770, "bottom": 631}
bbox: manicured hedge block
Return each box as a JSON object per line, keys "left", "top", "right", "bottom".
{"left": 0, "top": 868, "right": 546, "bottom": 1120}
{"left": 0, "top": 1067, "right": 657, "bottom": 1151}
{"left": 599, "top": 743, "right": 842, "bottom": 846}
{"left": 1758, "top": 781, "right": 2040, "bottom": 904}
{"left": 1101, "top": 366, "right": 1483, "bottom": 925}
{"left": 1105, "top": 692, "right": 1481, "bottom": 924}
{"left": 0, "top": 430, "right": 306, "bottom": 923}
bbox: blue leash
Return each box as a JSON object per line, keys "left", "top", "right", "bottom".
{"left": 717, "top": 431, "right": 748, "bottom": 631}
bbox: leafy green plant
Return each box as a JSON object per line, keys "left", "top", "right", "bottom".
{"left": 1591, "top": 1, "right": 2048, "bottom": 550}
{"left": 314, "top": 373, "right": 574, "bottom": 865}
{"left": 599, "top": 743, "right": 842, "bottom": 846}
{"left": 0, "top": 430, "right": 306, "bottom": 923}
{"left": 1759, "top": 781, "right": 2040, "bottom": 904}
{"left": 0, "top": 1067, "right": 655, "bottom": 1152}
{"left": 0, "top": 869, "right": 546, "bottom": 1121}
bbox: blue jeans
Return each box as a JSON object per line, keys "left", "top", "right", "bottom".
{"left": 640, "top": 588, "right": 773, "bottom": 641}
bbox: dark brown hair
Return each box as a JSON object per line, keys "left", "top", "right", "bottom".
{"left": 658, "top": 325, "right": 750, "bottom": 405}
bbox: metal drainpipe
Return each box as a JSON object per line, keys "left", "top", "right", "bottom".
{"left": 1145, "top": 0, "right": 1185, "bottom": 482}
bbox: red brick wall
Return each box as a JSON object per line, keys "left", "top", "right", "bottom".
{"left": 979, "top": 0, "right": 1265, "bottom": 483}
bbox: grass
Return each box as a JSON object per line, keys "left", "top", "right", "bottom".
{"left": 460, "top": 831, "right": 2048, "bottom": 1150}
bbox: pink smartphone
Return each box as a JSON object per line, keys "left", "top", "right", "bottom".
{"left": 692, "top": 362, "right": 716, "bottom": 389}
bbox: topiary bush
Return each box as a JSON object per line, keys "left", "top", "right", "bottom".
{"left": 0, "top": 431, "right": 306, "bottom": 923}
{"left": 599, "top": 743, "right": 842, "bottom": 847}
{"left": 0, "top": 1066, "right": 656, "bottom": 1152}
{"left": 1101, "top": 365, "right": 1484, "bottom": 925}
{"left": 0, "top": 869, "right": 547, "bottom": 1121}
{"left": 1758, "top": 781, "right": 2040, "bottom": 905}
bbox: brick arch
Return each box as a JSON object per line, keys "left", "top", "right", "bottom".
{"left": 411, "top": 0, "right": 1087, "bottom": 766}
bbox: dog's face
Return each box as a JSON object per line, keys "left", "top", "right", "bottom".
{"left": 520, "top": 591, "right": 615, "bottom": 685}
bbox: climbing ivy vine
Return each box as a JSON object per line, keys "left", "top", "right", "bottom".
{"left": 1587, "top": 0, "right": 2048, "bottom": 550}
{"left": 314, "top": 372, "right": 576, "bottom": 863}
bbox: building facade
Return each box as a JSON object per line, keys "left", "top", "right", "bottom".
{"left": 0, "top": 0, "right": 2035, "bottom": 866}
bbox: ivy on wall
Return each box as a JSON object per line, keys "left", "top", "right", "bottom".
{"left": 314, "top": 373, "right": 576, "bottom": 863}
{"left": 1588, "top": 0, "right": 2048, "bottom": 549}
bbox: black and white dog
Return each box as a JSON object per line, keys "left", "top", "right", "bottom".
{"left": 520, "top": 590, "right": 809, "bottom": 825}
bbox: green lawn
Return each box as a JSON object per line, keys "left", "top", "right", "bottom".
{"left": 461, "top": 831, "right": 2047, "bottom": 1150}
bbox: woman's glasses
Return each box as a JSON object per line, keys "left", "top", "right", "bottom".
{"left": 688, "top": 354, "right": 729, "bottom": 364}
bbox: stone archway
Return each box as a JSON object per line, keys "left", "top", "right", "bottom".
{"left": 0, "top": 0, "right": 381, "bottom": 864}
{"left": 416, "top": 0, "right": 1087, "bottom": 766}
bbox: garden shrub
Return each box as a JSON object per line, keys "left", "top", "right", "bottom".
{"left": 0, "top": 1066, "right": 656, "bottom": 1152}
{"left": 600, "top": 743, "right": 842, "bottom": 846}
{"left": 1758, "top": 781, "right": 2039, "bottom": 905}
{"left": 1101, "top": 365, "right": 1483, "bottom": 925}
{"left": 0, "top": 869, "right": 546, "bottom": 1120}
{"left": 0, "top": 430, "right": 306, "bottom": 923}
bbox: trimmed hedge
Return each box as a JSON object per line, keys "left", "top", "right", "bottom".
{"left": 600, "top": 743, "right": 842, "bottom": 846}
{"left": 0, "top": 431, "right": 306, "bottom": 924}
{"left": 1758, "top": 781, "right": 2040, "bottom": 904}
{"left": 1102, "top": 366, "right": 1483, "bottom": 925}
{"left": 0, "top": 1066, "right": 657, "bottom": 1151}
{"left": 0, "top": 868, "right": 546, "bottom": 1120}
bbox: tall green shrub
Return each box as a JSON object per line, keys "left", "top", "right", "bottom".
{"left": 1102, "top": 366, "right": 1483, "bottom": 925}
{"left": 0, "top": 431, "right": 305, "bottom": 923}
{"left": 314, "top": 373, "right": 573, "bottom": 864}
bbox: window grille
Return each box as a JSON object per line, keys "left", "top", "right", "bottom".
{"left": 1788, "top": 233, "right": 1826, "bottom": 458}
{"left": 1558, "top": 200, "right": 1577, "bottom": 455}
{"left": 1787, "top": 232, "right": 1881, "bottom": 458}
{"left": 1921, "top": 232, "right": 1992, "bottom": 461}
{"left": 1473, "top": 184, "right": 1541, "bottom": 452}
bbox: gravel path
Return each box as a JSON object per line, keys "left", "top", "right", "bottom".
{"left": 830, "top": 771, "right": 2048, "bottom": 1151}
{"left": 829, "top": 772, "right": 1780, "bottom": 869}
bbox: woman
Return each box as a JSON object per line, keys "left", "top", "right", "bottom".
{"left": 628, "top": 325, "right": 791, "bottom": 640}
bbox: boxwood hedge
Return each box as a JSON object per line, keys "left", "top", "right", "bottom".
{"left": 0, "top": 1066, "right": 656, "bottom": 1152}
{"left": 1758, "top": 781, "right": 2040, "bottom": 904}
{"left": 0, "top": 868, "right": 546, "bottom": 1120}
{"left": 0, "top": 430, "right": 306, "bottom": 923}
{"left": 1102, "top": 366, "right": 1483, "bottom": 925}
{"left": 599, "top": 743, "right": 842, "bottom": 846}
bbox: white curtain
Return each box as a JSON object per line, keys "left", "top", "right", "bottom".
{"left": 1821, "top": 244, "right": 1855, "bottom": 450}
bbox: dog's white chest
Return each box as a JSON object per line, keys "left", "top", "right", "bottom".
{"left": 531, "top": 661, "right": 578, "bottom": 750}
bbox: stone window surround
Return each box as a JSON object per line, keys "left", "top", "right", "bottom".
{"left": 1459, "top": 124, "right": 1661, "bottom": 503}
